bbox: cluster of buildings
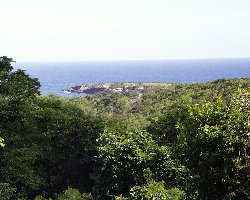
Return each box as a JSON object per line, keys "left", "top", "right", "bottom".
{"left": 67, "top": 83, "right": 144, "bottom": 94}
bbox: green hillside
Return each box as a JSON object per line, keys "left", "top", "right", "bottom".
{"left": 0, "top": 57, "right": 249, "bottom": 199}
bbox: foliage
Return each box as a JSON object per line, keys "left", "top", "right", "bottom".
{"left": 129, "top": 182, "right": 185, "bottom": 200}
{"left": 34, "top": 195, "right": 50, "bottom": 200}
{"left": 0, "top": 183, "right": 16, "bottom": 200}
{"left": 0, "top": 137, "right": 4, "bottom": 147}
{"left": 0, "top": 56, "right": 40, "bottom": 125}
{"left": 93, "top": 129, "right": 184, "bottom": 199}
{"left": 1, "top": 56, "right": 250, "bottom": 199}
{"left": 0, "top": 56, "right": 41, "bottom": 198}
{"left": 0, "top": 57, "right": 104, "bottom": 198}
{"left": 149, "top": 89, "right": 250, "bottom": 199}
{"left": 57, "top": 188, "right": 92, "bottom": 200}
{"left": 126, "top": 169, "right": 185, "bottom": 200}
{"left": 0, "top": 95, "right": 104, "bottom": 198}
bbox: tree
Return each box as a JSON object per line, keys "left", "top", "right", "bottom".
{"left": 93, "top": 129, "right": 184, "bottom": 199}
{"left": 0, "top": 57, "right": 104, "bottom": 198}
{"left": 127, "top": 169, "right": 185, "bottom": 200}
{"left": 57, "top": 188, "right": 92, "bottom": 200}
{"left": 0, "top": 56, "right": 40, "bottom": 160}
{"left": 0, "top": 183, "right": 16, "bottom": 200}
{"left": 150, "top": 89, "right": 250, "bottom": 199}
{"left": 30, "top": 96, "right": 104, "bottom": 197}
{"left": 0, "top": 56, "right": 41, "bottom": 198}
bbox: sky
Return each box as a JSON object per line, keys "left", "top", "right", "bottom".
{"left": 1, "top": 0, "right": 250, "bottom": 61}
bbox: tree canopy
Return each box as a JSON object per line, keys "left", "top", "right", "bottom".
{"left": 0, "top": 56, "right": 249, "bottom": 199}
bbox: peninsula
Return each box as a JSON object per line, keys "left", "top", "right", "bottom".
{"left": 65, "top": 82, "right": 173, "bottom": 94}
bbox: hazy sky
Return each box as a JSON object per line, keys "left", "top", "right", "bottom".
{"left": 1, "top": 0, "right": 250, "bottom": 61}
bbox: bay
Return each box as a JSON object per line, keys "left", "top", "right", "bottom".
{"left": 14, "top": 59, "right": 250, "bottom": 96}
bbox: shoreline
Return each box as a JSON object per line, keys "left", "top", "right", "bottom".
{"left": 65, "top": 82, "right": 174, "bottom": 94}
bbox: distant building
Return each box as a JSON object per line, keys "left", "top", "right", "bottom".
{"left": 112, "top": 88, "right": 123, "bottom": 93}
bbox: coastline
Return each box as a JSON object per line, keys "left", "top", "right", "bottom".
{"left": 65, "top": 82, "right": 174, "bottom": 95}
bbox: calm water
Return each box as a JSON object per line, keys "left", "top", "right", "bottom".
{"left": 14, "top": 59, "right": 250, "bottom": 96}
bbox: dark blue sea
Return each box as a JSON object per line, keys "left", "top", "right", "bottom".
{"left": 13, "top": 59, "right": 250, "bottom": 96}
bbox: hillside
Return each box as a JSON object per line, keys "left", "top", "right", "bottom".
{"left": 0, "top": 57, "right": 249, "bottom": 200}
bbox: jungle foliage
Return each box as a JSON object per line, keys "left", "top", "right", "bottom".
{"left": 0, "top": 56, "right": 249, "bottom": 199}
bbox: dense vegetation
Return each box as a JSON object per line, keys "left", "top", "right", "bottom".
{"left": 0, "top": 56, "right": 249, "bottom": 199}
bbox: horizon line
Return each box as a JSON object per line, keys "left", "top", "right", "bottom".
{"left": 13, "top": 56, "right": 250, "bottom": 63}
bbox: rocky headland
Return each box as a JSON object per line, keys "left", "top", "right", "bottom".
{"left": 65, "top": 82, "right": 173, "bottom": 95}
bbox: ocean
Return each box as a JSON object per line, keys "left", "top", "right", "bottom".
{"left": 13, "top": 59, "right": 250, "bottom": 96}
